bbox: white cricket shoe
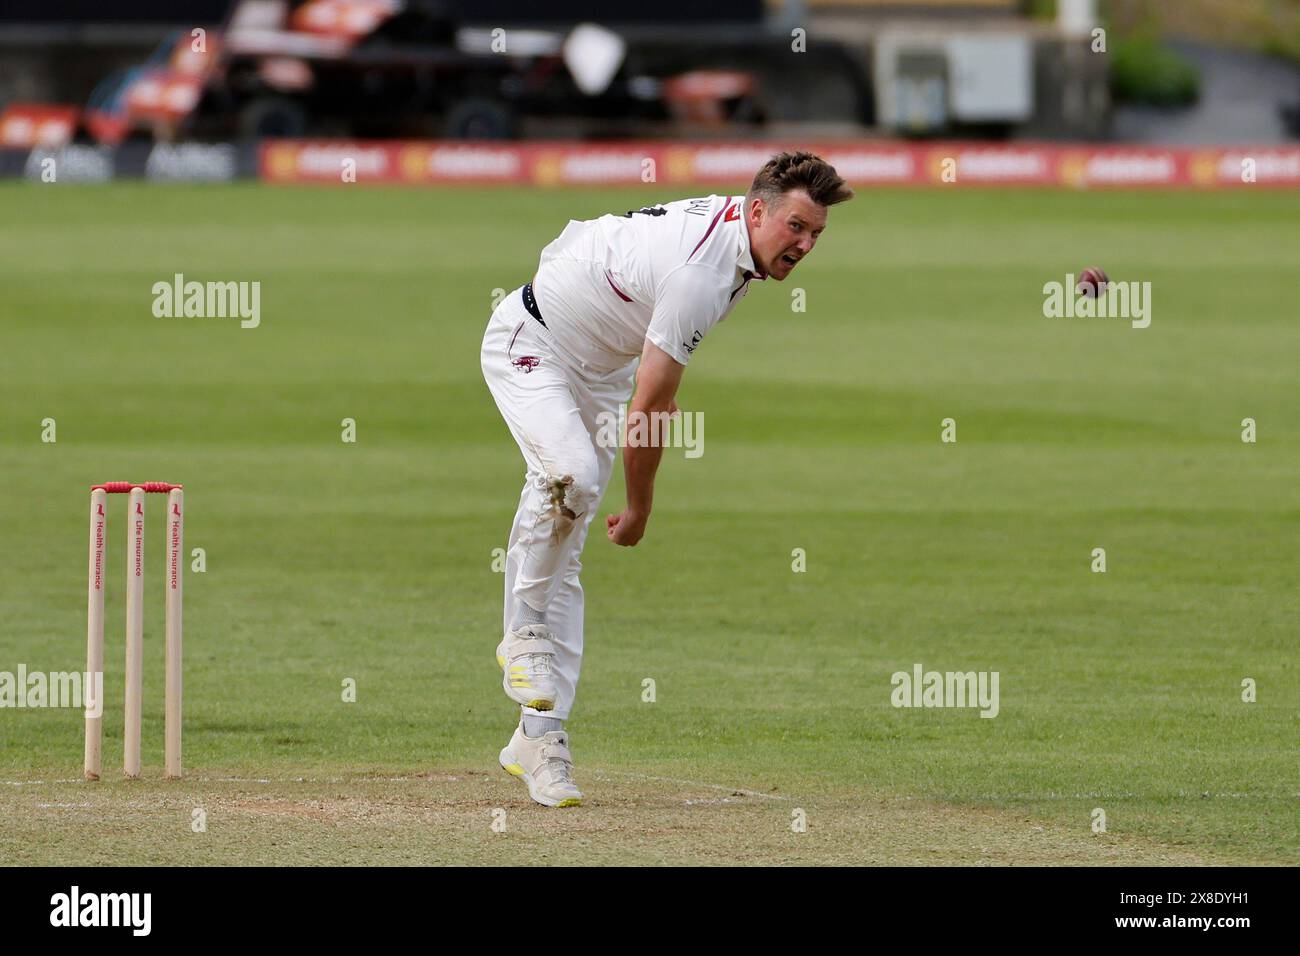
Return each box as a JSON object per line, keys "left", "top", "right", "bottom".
{"left": 495, "top": 625, "right": 557, "bottom": 711}
{"left": 499, "top": 725, "right": 583, "bottom": 808}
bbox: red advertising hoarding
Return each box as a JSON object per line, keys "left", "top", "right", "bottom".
{"left": 261, "top": 140, "right": 1300, "bottom": 189}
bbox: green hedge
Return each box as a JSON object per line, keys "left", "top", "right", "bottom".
{"left": 1110, "top": 35, "right": 1201, "bottom": 106}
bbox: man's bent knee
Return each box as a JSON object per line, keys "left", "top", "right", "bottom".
{"left": 539, "top": 470, "right": 599, "bottom": 538}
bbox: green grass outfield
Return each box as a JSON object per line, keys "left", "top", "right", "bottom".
{"left": 0, "top": 183, "right": 1295, "bottom": 865}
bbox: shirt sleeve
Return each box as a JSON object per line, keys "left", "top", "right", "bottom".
{"left": 645, "top": 264, "right": 731, "bottom": 366}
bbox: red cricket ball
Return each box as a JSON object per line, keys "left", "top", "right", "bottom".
{"left": 1076, "top": 266, "right": 1108, "bottom": 298}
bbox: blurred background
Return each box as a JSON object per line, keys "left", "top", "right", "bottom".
{"left": 1, "top": 0, "right": 1295, "bottom": 160}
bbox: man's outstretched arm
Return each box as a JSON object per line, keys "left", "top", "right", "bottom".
{"left": 606, "top": 340, "right": 684, "bottom": 547}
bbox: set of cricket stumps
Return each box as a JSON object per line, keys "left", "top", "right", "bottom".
{"left": 84, "top": 482, "right": 183, "bottom": 780}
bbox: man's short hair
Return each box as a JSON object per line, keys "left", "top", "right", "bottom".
{"left": 747, "top": 151, "right": 854, "bottom": 210}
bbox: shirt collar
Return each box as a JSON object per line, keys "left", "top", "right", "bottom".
{"left": 735, "top": 198, "right": 766, "bottom": 280}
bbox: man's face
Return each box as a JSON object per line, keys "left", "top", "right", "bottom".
{"left": 746, "top": 188, "right": 828, "bottom": 281}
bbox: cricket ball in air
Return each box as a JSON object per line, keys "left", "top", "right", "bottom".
{"left": 1076, "top": 266, "right": 1108, "bottom": 298}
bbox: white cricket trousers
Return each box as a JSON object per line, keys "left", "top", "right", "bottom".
{"left": 480, "top": 286, "right": 636, "bottom": 720}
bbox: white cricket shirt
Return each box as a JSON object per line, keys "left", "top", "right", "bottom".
{"left": 531, "top": 194, "right": 766, "bottom": 372}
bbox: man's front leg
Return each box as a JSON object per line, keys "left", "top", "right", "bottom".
{"left": 497, "top": 462, "right": 600, "bottom": 712}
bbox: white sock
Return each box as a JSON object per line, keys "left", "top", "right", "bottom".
{"left": 522, "top": 714, "right": 563, "bottom": 738}
{"left": 511, "top": 601, "right": 546, "bottom": 630}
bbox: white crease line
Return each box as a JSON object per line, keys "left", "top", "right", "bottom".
{"left": 590, "top": 769, "right": 791, "bottom": 802}
{"left": 3, "top": 771, "right": 792, "bottom": 801}
{"left": 920, "top": 792, "right": 1299, "bottom": 801}
{"left": 7, "top": 777, "right": 1286, "bottom": 802}
{"left": 683, "top": 797, "right": 748, "bottom": 806}
{"left": 5, "top": 779, "right": 81, "bottom": 787}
